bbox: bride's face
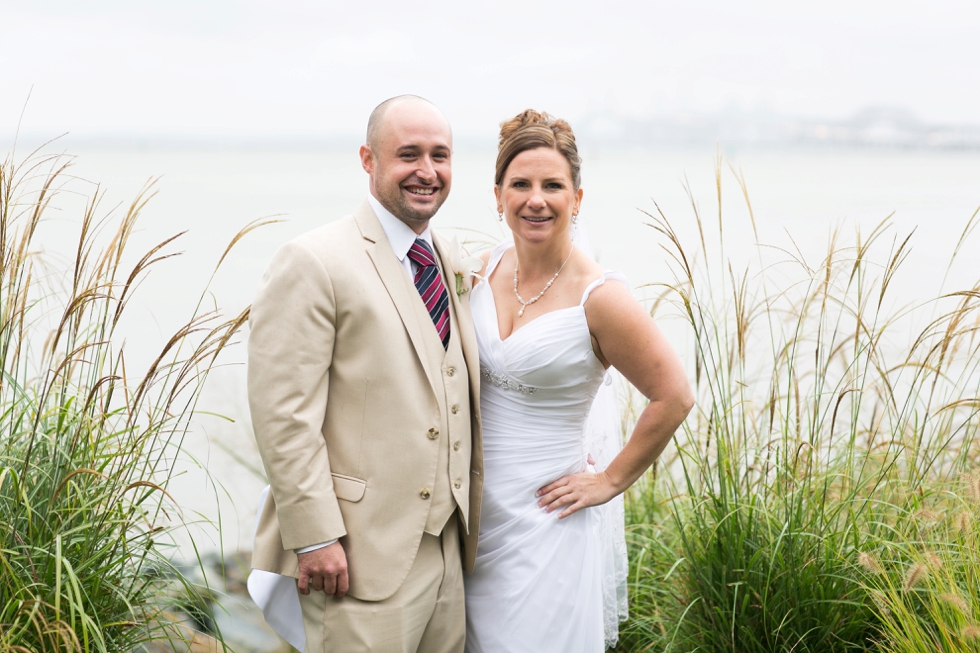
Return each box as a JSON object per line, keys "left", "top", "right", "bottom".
{"left": 495, "top": 147, "right": 583, "bottom": 246}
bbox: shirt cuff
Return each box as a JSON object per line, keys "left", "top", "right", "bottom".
{"left": 295, "top": 539, "right": 337, "bottom": 554}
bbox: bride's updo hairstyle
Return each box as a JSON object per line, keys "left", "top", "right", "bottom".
{"left": 495, "top": 109, "right": 582, "bottom": 190}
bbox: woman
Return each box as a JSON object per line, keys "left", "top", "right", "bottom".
{"left": 464, "top": 110, "right": 694, "bottom": 652}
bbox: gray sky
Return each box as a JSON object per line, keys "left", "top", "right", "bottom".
{"left": 3, "top": 0, "right": 978, "bottom": 139}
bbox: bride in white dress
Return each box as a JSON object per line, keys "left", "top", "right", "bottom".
{"left": 464, "top": 111, "right": 694, "bottom": 652}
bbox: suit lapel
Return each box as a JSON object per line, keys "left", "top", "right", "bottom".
{"left": 356, "top": 200, "right": 440, "bottom": 394}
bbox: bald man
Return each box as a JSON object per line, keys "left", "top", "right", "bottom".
{"left": 248, "top": 96, "right": 483, "bottom": 653}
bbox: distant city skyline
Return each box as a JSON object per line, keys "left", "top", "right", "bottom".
{"left": 576, "top": 104, "right": 980, "bottom": 150}
{"left": 3, "top": 0, "right": 979, "bottom": 141}
{"left": 8, "top": 104, "right": 978, "bottom": 153}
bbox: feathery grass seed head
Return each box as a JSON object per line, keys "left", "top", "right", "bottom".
{"left": 914, "top": 508, "right": 939, "bottom": 524}
{"left": 963, "top": 473, "right": 980, "bottom": 503}
{"left": 941, "top": 593, "right": 969, "bottom": 613}
{"left": 956, "top": 510, "right": 973, "bottom": 533}
{"left": 858, "top": 552, "right": 883, "bottom": 575}
{"left": 903, "top": 563, "right": 929, "bottom": 591}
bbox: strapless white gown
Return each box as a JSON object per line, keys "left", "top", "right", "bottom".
{"left": 464, "top": 242, "right": 628, "bottom": 653}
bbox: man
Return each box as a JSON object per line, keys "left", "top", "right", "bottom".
{"left": 247, "top": 96, "right": 482, "bottom": 653}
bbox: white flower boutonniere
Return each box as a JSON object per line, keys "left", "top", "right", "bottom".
{"left": 454, "top": 255, "right": 483, "bottom": 296}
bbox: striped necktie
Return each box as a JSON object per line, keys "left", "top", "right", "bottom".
{"left": 407, "top": 238, "right": 450, "bottom": 349}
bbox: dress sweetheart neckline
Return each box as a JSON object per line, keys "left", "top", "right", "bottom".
{"left": 476, "top": 272, "right": 586, "bottom": 344}
{"left": 496, "top": 302, "right": 583, "bottom": 344}
{"left": 477, "top": 241, "right": 625, "bottom": 347}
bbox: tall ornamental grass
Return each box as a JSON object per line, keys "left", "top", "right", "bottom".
{"left": 0, "top": 144, "right": 265, "bottom": 652}
{"left": 617, "top": 158, "right": 980, "bottom": 652}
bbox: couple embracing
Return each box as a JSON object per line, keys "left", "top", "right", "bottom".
{"left": 246, "top": 95, "right": 694, "bottom": 653}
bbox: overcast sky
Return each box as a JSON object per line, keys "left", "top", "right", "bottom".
{"left": 2, "top": 0, "right": 979, "bottom": 140}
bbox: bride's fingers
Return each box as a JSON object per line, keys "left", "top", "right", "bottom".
{"left": 538, "top": 483, "right": 574, "bottom": 510}
{"left": 551, "top": 494, "right": 580, "bottom": 515}
{"left": 536, "top": 476, "right": 569, "bottom": 498}
{"left": 537, "top": 472, "right": 607, "bottom": 514}
{"left": 548, "top": 487, "right": 587, "bottom": 518}
{"left": 558, "top": 499, "right": 588, "bottom": 519}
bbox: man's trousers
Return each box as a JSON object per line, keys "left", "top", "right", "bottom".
{"left": 299, "top": 515, "right": 464, "bottom": 653}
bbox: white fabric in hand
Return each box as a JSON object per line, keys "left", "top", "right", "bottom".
{"left": 247, "top": 486, "right": 306, "bottom": 652}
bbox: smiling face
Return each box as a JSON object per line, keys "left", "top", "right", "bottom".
{"left": 495, "top": 147, "right": 583, "bottom": 245}
{"left": 360, "top": 100, "right": 452, "bottom": 232}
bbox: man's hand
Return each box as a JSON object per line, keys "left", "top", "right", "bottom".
{"left": 297, "top": 541, "right": 349, "bottom": 597}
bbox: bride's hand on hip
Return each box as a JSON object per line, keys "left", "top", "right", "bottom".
{"left": 536, "top": 470, "right": 618, "bottom": 519}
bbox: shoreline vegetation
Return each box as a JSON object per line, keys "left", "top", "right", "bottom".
{"left": 0, "top": 144, "right": 271, "bottom": 652}
{"left": 616, "top": 161, "right": 980, "bottom": 652}
{"left": 2, "top": 142, "right": 978, "bottom": 652}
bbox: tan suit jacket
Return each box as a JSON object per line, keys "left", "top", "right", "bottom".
{"left": 247, "top": 199, "right": 483, "bottom": 601}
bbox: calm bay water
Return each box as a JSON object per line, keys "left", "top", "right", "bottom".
{"left": 20, "top": 140, "right": 980, "bottom": 555}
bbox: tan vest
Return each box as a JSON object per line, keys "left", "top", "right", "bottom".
{"left": 419, "top": 261, "right": 472, "bottom": 535}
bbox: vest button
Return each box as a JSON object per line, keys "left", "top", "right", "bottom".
{"left": 453, "top": 441, "right": 461, "bottom": 452}
{"left": 451, "top": 404, "right": 460, "bottom": 414}
{"left": 420, "top": 488, "right": 431, "bottom": 500}
{"left": 446, "top": 366, "right": 456, "bottom": 377}
{"left": 454, "top": 480, "right": 462, "bottom": 490}
{"left": 427, "top": 428, "right": 439, "bottom": 440}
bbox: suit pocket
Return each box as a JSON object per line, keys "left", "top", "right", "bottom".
{"left": 331, "top": 473, "right": 366, "bottom": 502}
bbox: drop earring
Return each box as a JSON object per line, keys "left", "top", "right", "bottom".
{"left": 498, "top": 212, "right": 503, "bottom": 222}
{"left": 571, "top": 213, "right": 579, "bottom": 224}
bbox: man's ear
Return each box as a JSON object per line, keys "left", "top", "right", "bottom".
{"left": 359, "top": 145, "right": 374, "bottom": 175}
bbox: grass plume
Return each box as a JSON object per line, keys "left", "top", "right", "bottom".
{"left": 0, "top": 144, "right": 260, "bottom": 651}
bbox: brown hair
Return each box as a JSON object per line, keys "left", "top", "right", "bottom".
{"left": 495, "top": 109, "right": 582, "bottom": 189}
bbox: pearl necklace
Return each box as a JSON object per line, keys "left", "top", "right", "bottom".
{"left": 513, "top": 246, "right": 574, "bottom": 318}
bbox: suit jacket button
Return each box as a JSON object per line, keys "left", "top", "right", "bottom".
{"left": 420, "top": 488, "right": 431, "bottom": 499}
{"left": 453, "top": 441, "right": 460, "bottom": 451}
{"left": 446, "top": 366, "right": 456, "bottom": 377}
{"left": 451, "top": 404, "right": 460, "bottom": 414}
{"left": 427, "top": 428, "right": 439, "bottom": 440}
{"left": 454, "top": 480, "right": 462, "bottom": 489}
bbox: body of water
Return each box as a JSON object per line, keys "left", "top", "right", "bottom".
{"left": 14, "top": 138, "right": 980, "bottom": 555}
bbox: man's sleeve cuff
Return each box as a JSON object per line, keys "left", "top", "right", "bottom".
{"left": 295, "top": 539, "right": 338, "bottom": 554}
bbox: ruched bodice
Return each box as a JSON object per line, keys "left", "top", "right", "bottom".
{"left": 464, "top": 242, "right": 627, "bottom": 653}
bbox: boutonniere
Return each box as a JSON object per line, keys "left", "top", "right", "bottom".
{"left": 454, "top": 255, "right": 483, "bottom": 296}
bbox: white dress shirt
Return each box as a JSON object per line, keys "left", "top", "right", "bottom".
{"left": 295, "top": 194, "right": 436, "bottom": 555}
{"left": 367, "top": 193, "right": 436, "bottom": 280}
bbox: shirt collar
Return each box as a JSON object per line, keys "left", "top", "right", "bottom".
{"left": 367, "top": 193, "right": 433, "bottom": 263}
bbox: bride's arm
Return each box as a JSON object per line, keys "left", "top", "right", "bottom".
{"left": 536, "top": 280, "right": 693, "bottom": 518}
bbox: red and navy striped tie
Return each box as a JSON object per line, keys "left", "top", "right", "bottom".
{"left": 408, "top": 239, "right": 450, "bottom": 349}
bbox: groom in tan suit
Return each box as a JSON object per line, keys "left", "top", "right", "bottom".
{"left": 247, "top": 96, "right": 482, "bottom": 652}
